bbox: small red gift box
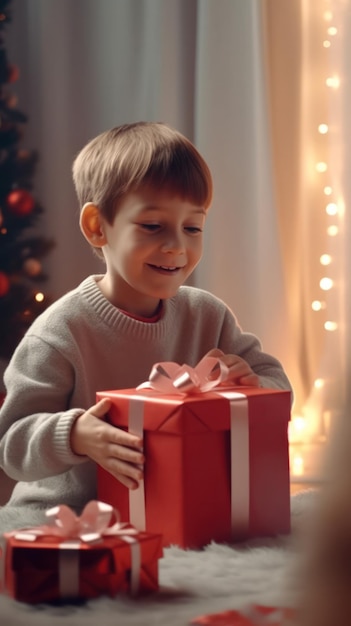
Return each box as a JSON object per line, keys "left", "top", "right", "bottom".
{"left": 0, "top": 501, "right": 163, "bottom": 603}
{"left": 97, "top": 358, "right": 291, "bottom": 549}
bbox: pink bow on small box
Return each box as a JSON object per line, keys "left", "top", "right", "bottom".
{"left": 14, "top": 500, "right": 138, "bottom": 544}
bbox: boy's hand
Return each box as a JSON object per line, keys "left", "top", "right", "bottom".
{"left": 70, "top": 398, "right": 144, "bottom": 490}
{"left": 205, "top": 349, "right": 260, "bottom": 387}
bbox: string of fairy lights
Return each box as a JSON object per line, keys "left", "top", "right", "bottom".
{"left": 313, "top": 7, "right": 342, "bottom": 371}
{"left": 289, "top": 1, "right": 343, "bottom": 478}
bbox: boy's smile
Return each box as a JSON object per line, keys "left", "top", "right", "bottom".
{"left": 147, "top": 265, "right": 183, "bottom": 273}
{"left": 97, "top": 186, "right": 207, "bottom": 317}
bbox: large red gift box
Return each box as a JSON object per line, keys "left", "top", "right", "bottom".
{"left": 97, "top": 366, "right": 291, "bottom": 549}
{"left": 0, "top": 504, "right": 163, "bottom": 603}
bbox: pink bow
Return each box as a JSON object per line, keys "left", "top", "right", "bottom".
{"left": 14, "top": 501, "right": 138, "bottom": 544}
{"left": 137, "top": 355, "right": 230, "bottom": 395}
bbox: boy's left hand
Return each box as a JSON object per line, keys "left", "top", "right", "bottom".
{"left": 205, "top": 349, "right": 260, "bottom": 387}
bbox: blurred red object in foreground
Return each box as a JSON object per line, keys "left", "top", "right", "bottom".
{"left": 191, "top": 604, "right": 296, "bottom": 625}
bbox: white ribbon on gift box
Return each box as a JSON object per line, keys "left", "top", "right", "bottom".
{"left": 127, "top": 357, "right": 250, "bottom": 539}
{"left": 221, "top": 390, "right": 250, "bottom": 536}
{"left": 58, "top": 536, "right": 141, "bottom": 598}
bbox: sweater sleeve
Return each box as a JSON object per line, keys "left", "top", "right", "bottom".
{"left": 0, "top": 334, "right": 87, "bottom": 482}
{"left": 217, "top": 305, "right": 293, "bottom": 395}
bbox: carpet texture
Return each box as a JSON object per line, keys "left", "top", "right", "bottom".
{"left": 0, "top": 490, "right": 317, "bottom": 626}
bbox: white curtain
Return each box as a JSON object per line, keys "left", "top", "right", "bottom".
{"left": 194, "top": 1, "right": 291, "bottom": 367}
{"left": 4, "top": 0, "right": 350, "bottom": 479}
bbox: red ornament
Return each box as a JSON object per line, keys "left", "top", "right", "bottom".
{"left": 6, "top": 93, "right": 18, "bottom": 108}
{"left": 7, "top": 63, "right": 20, "bottom": 83}
{"left": 23, "top": 258, "right": 42, "bottom": 277}
{"left": 0, "top": 271, "right": 10, "bottom": 297}
{"left": 6, "top": 190, "right": 35, "bottom": 216}
{"left": 17, "top": 149, "right": 31, "bottom": 160}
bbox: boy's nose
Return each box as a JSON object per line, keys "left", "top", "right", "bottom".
{"left": 160, "top": 232, "right": 185, "bottom": 253}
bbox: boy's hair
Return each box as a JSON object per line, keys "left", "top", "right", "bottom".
{"left": 72, "top": 121, "right": 213, "bottom": 225}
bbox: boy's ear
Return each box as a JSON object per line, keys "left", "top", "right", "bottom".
{"left": 79, "top": 203, "right": 107, "bottom": 247}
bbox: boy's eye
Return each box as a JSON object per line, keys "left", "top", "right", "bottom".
{"left": 139, "top": 223, "right": 160, "bottom": 231}
{"left": 138, "top": 223, "right": 203, "bottom": 234}
{"left": 185, "top": 226, "right": 203, "bottom": 234}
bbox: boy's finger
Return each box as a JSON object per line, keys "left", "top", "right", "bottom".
{"left": 239, "top": 374, "right": 260, "bottom": 387}
{"left": 108, "top": 442, "right": 144, "bottom": 465}
{"left": 204, "top": 348, "right": 224, "bottom": 358}
{"left": 113, "top": 473, "right": 140, "bottom": 490}
{"left": 108, "top": 425, "right": 143, "bottom": 450}
{"left": 91, "top": 398, "right": 111, "bottom": 418}
{"left": 106, "top": 459, "right": 143, "bottom": 486}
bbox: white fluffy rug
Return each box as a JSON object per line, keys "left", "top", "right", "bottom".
{"left": 0, "top": 491, "right": 317, "bottom": 626}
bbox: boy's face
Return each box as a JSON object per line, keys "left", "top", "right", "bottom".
{"left": 99, "top": 186, "right": 207, "bottom": 316}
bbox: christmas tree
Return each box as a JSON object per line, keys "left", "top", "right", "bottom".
{"left": 0, "top": 0, "right": 54, "bottom": 360}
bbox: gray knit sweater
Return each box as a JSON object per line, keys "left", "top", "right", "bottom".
{"left": 0, "top": 275, "right": 292, "bottom": 525}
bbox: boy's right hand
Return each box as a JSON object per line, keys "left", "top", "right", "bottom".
{"left": 70, "top": 398, "right": 144, "bottom": 490}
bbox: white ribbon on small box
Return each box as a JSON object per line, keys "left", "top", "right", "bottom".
{"left": 128, "top": 356, "right": 250, "bottom": 538}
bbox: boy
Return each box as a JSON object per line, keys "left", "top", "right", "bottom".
{"left": 0, "top": 122, "right": 292, "bottom": 530}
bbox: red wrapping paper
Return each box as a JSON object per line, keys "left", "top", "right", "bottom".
{"left": 97, "top": 385, "right": 291, "bottom": 549}
{"left": 0, "top": 529, "right": 163, "bottom": 603}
